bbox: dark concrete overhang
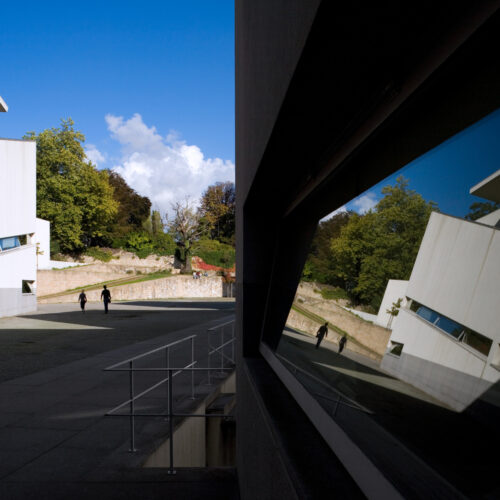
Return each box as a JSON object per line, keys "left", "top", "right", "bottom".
{"left": 470, "top": 169, "right": 500, "bottom": 203}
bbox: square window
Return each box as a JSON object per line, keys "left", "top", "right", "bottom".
{"left": 389, "top": 341, "right": 404, "bottom": 356}
{"left": 22, "top": 280, "right": 34, "bottom": 294}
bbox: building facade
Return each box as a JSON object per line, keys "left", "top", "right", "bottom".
{"left": 382, "top": 172, "right": 500, "bottom": 410}
{"left": 0, "top": 138, "right": 38, "bottom": 318}
{"left": 236, "top": 2, "right": 500, "bottom": 498}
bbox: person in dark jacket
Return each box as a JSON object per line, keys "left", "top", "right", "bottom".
{"left": 78, "top": 290, "right": 87, "bottom": 313}
{"left": 315, "top": 322, "right": 328, "bottom": 349}
{"left": 101, "top": 285, "right": 111, "bottom": 314}
{"left": 338, "top": 335, "right": 347, "bottom": 354}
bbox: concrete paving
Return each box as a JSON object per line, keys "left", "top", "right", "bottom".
{"left": 0, "top": 300, "right": 239, "bottom": 500}
{"left": 278, "top": 327, "right": 500, "bottom": 499}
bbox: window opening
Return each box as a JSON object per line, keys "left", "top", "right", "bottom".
{"left": 22, "top": 280, "right": 35, "bottom": 294}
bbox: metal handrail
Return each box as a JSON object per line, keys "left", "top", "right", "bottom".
{"left": 105, "top": 335, "right": 196, "bottom": 370}
{"left": 207, "top": 319, "right": 235, "bottom": 385}
{"left": 104, "top": 319, "right": 236, "bottom": 474}
{"left": 276, "top": 352, "right": 373, "bottom": 415}
{"left": 207, "top": 319, "right": 235, "bottom": 331}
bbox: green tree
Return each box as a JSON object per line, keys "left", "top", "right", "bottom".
{"left": 199, "top": 181, "right": 235, "bottom": 243}
{"left": 168, "top": 199, "right": 205, "bottom": 272}
{"left": 386, "top": 298, "right": 402, "bottom": 328}
{"left": 151, "top": 210, "right": 164, "bottom": 235}
{"left": 142, "top": 215, "right": 153, "bottom": 235}
{"left": 303, "top": 211, "right": 352, "bottom": 283}
{"left": 107, "top": 171, "right": 151, "bottom": 237}
{"left": 331, "top": 177, "right": 437, "bottom": 309}
{"left": 465, "top": 201, "right": 499, "bottom": 221}
{"left": 26, "top": 119, "right": 118, "bottom": 252}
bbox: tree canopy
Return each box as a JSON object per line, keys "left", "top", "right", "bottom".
{"left": 199, "top": 181, "right": 235, "bottom": 243}
{"left": 28, "top": 120, "right": 236, "bottom": 267}
{"left": 329, "top": 177, "right": 437, "bottom": 309}
{"left": 26, "top": 119, "right": 118, "bottom": 252}
{"left": 465, "top": 201, "right": 499, "bottom": 221}
{"left": 303, "top": 211, "right": 352, "bottom": 284}
{"left": 107, "top": 171, "right": 151, "bottom": 236}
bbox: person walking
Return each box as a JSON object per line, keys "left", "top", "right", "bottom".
{"left": 338, "top": 335, "right": 347, "bottom": 354}
{"left": 315, "top": 322, "right": 328, "bottom": 349}
{"left": 78, "top": 290, "right": 87, "bottom": 313}
{"left": 101, "top": 285, "right": 111, "bottom": 314}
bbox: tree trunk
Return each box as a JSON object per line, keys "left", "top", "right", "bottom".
{"left": 184, "top": 250, "right": 192, "bottom": 273}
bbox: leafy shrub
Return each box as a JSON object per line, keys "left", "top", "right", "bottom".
{"left": 124, "top": 232, "right": 155, "bottom": 258}
{"left": 84, "top": 247, "right": 113, "bottom": 262}
{"left": 152, "top": 233, "right": 176, "bottom": 255}
{"left": 320, "top": 287, "right": 349, "bottom": 301}
{"left": 193, "top": 238, "right": 235, "bottom": 268}
{"left": 50, "top": 240, "right": 61, "bottom": 257}
{"left": 135, "top": 248, "right": 151, "bottom": 259}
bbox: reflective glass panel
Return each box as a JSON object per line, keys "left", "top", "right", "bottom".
{"left": 276, "top": 108, "right": 500, "bottom": 498}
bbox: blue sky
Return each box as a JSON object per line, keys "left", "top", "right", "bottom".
{"left": 0, "top": 1, "right": 234, "bottom": 213}
{"left": 345, "top": 109, "right": 500, "bottom": 218}
{"left": 1, "top": 2, "right": 498, "bottom": 218}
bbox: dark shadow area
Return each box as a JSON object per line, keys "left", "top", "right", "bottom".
{"left": 282, "top": 325, "right": 393, "bottom": 379}
{"left": 121, "top": 300, "right": 235, "bottom": 311}
{"left": 277, "top": 331, "right": 500, "bottom": 498}
{"left": 0, "top": 305, "right": 233, "bottom": 383}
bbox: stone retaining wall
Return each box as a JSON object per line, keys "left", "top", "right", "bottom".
{"left": 301, "top": 300, "right": 391, "bottom": 357}
{"left": 39, "top": 275, "right": 224, "bottom": 303}
{"left": 37, "top": 268, "right": 129, "bottom": 296}
{"left": 286, "top": 309, "right": 381, "bottom": 360}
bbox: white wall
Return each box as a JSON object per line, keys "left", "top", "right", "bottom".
{"left": 0, "top": 244, "right": 36, "bottom": 287}
{"left": 382, "top": 212, "right": 500, "bottom": 409}
{"left": 0, "top": 139, "right": 36, "bottom": 239}
{"left": 376, "top": 279, "right": 408, "bottom": 328}
{"left": 381, "top": 308, "right": 496, "bottom": 410}
{"left": 477, "top": 208, "right": 500, "bottom": 227}
{"left": 0, "top": 244, "right": 37, "bottom": 318}
{"left": 0, "top": 138, "right": 37, "bottom": 318}
{"left": 407, "top": 212, "right": 500, "bottom": 341}
{"left": 34, "top": 218, "right": 51, "bottom": 269}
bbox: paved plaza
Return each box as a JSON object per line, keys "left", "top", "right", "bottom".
{"left": 0, "top": 300, "right": 239, "bottom": 500}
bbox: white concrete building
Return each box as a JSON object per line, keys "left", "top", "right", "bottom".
{"left": 375, "top": 279, "right": 409, "bottom": 328}
{"left": 32, "top": 217, "right": 80, "bottom": 270}
{"left": 381, "top": 170, "right": 500, "bottom": 410}
{"left": 0, "top": 138, "right": 38, "bottom": 317}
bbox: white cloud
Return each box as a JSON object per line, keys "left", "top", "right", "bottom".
{"left": 105, "top": 113, "right": 234, "bottom": 214}
{"left": 351, "top": 191, "right": 378, "bottom": 213}
{"left": 85, "top": 144, "right": 106, "bottom": 167}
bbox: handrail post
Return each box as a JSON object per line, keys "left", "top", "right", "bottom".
{"left": 166, "top": 346, "right": 171, "bottom": 414}
{"left": 129, "top": 360, "right": 136, "bottom": 452}
{"left": 191, "top": 336, "right": 195, "bottom": 399}
{"left": 334, "top": 394, "right": 342, "bottom": 416}
{"left": 220, "top": 325, "right": 224, "bottom": 373}
{"left": 167, "top": 369, "right": 176, "bottom": 475}
{"left": 207, "top": 329, "right": 211, "bottom": 385}
{"left": 231, "top": 322, "right": 235, "bottom": 363}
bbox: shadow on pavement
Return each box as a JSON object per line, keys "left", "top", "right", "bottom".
{"left": 277, "top": 329, "right": 500, "bottom": 498}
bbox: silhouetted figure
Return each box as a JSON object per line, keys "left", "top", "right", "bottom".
{"left": 315, "top": 322, "right": 328, "bottom": 349}
{"left": 78, "top": 290, "right": 87, "bottom": 313}
{"left": 338, "top": 335, "right": 347, "bottom": 354}
{"left": 101, "top": 285, "right": 111, "bottom": 313}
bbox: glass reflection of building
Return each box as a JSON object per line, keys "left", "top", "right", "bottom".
{"left": 382, "top": 170, "right": 500, "bottom": 410}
